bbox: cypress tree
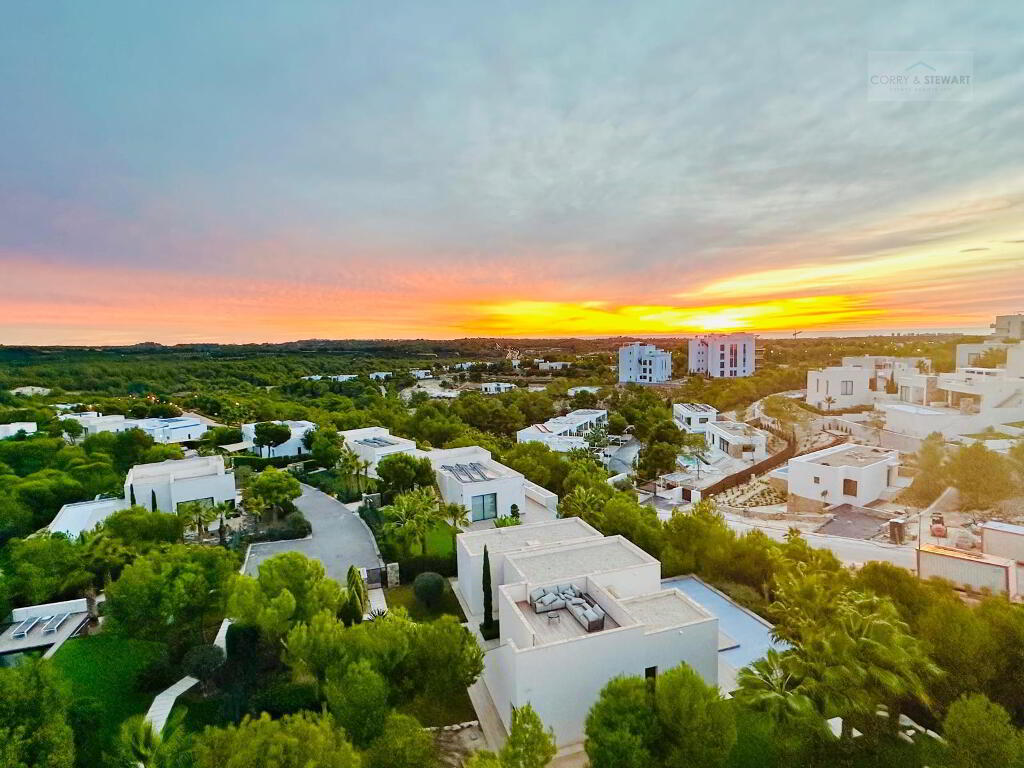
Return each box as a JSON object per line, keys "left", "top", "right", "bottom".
{"left": 129, "top": 485, "right": 136, "bottom": 506}
{"left": 151, "top": 489, "right": 158, "bottom": 512}
{"left": 482, "top": 545, "right": 493, "bottom": 630}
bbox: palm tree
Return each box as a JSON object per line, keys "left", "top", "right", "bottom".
{"left": 823, "top": 396, "right": 836, "bottom": 413}
{"left": 380, "top": 487, "right": 435, "bottom": 555}
{"left": 118, "top": 715, "right": 162, "bottom": 767}
{"left": 559, "top": 486, "right": 604, "bottom": 523}
{"left": 440, "top": 501, "right": 470, "bottom": 553}
{"left": 177, "top": 500, "right": 218, "bottom": 539}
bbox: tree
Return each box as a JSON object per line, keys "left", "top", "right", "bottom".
{"left": 380, "top": 487, "right": 436, "bottom": 555}
{"left": 0, "top": 659, "right": 75, "bottom": 768}
{"left": 558, "top": 486, "right": 605, "bottom": 521}
{"left": 607, "top": 412, "right": 628, "bottom": 435}
{"left": 905, "top": 432, "right": 948, "bottom": 506}
{"left": 413, "top": 571, "right": 446, "bottom": 609}
{"left": 638, "top": 441, "right": 679, "bottom": 480}
{"left": 585, "top": 676, "right": 655, "bottom": 768}
{"left": 59, "top": 418, "right": 84, "bottom": 444}
{"left": 655, "top": 664, "right": 736, "bottom": 768}
{"left": 943, "top": 694, "right": 1022, "bottom": 768}
{"left": 228, "top": 551, "right": 344, "bottom": 641}
{"left": 183, "top": 644, "right": 226, "bottom": 694}
{"left": 482, "top": 545, "right": 494, "bottom": 631}
{"left": 252, "top": 421, "right": 292, "bottom": 458}
{"left": 823, "top": 396, "right": 836, "bottom": 412}
{"left": 410, "top": 615, "right": 485, "bottom": 698}
{"left": 6, "top": 533, "right": 92, "bottom": 605}
{"left": 242, "top": 466, "right": 302, "bottom": 522}
{"left": 306, "top": 428, "right": 343, "bottom": 468}
{"left": 177, "top": 500, "right": 217, "bottom": 537}
{"left": 346, "top": 564, "right": 369, "bottom": 617}
{"left": 99, "top": 505, "right": 184, "bottom": 549}
{"left": 947, "top": 441, "right": 1018, "bottom": 510}
{"left": 192, "top": 712, "right": 360, "bottom": 768}
{"left": 325, "top": 659, "right": 390, "bottom": 748}
{"left": 105, "top": 544, "right": 239, "bottom": 651}
{"left": 441, "top": 500, "right": 470, "bottom": 553}
{"left": 364, "top": 712, "right": 439, "bottom": 768}
{"left": 499, "top": 703, "right": 557, "bottom": 768}
{"left": 283, "top": 609, "right": 348, "bottom": 682}
{"left": 376, "top": 452, "right": 435, "bottom": 494}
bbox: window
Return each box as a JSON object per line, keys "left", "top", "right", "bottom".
{"left": 645, "top": 665, "right": 658, "bottom": 680}
{"left": 843, "top": 479, "right": 858, "bottom": 497}
{"left": 841, "top": 380, "right": 854, "bottom": 396}
{"left": 471, "top": 493, "right": 498, "bottom": 522}
{"left": 813, "top": 476, "right": 820, "bottom": 484}
{"left": 176, "top": 496, "right": 214, "bottom": 512}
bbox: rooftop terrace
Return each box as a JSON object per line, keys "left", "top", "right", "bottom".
{"left": 621, "top": 590, "right": 711, "bottom": 631}
{"left": 799, "top": 444, "right": 895, "bottom": 468}
{"left": 458, "top": 517, "right": 600, "bottom": 556}
{"left": 506, "top": 536, "right": 653, "bottom": 583}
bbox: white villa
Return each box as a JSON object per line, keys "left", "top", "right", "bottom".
{"left": 993, "top": 313, "right": 1024, "bottom": 341}
{"left": 125, "top": 455, "right": 236, "bottom": 513}
{"left": 688, "top": 334, "right": 756, "bottom": 378}
{"left": 516, "top": 409, "right": 608, "bottom": 452}
{"left": 881, "top": 342, "right": 1024, "bottom": 438}
{"left": 301, "top": 374, "right": 359, "bottom": 382}
{"left": 426, "top": 446, "right": 527, "bottom": 523}
{"left": 410, "top": 369, "right": 434, "bottom": 379}
{"left": 451, "top": 362, "right": 479, "bottom": 371}
{"left": 538, "top": 361, "right": 571, "bottom": 371}
{"left": 672, "top": 403, "right": 719, "bottom": 434}
{"left": 0, "top": 422, "right": 37, "bottom": 439}
{"left": 59, "top": 412, "right": 207, "bottom": 443}
{"left": 567, "top": 386, "right": 601, "bottom": 397}
{"left": 49, "top": 497, "right": 128, "bottom": 538}
{"left": 806, "top": 366, "right": 873, "bottom": 410}
{"left": 618, "top": 343, "right": 673, "bottom": 384}
{"left": 369, "top": 371, "right": 393, "bottom": 381}
{"left": 481, "top": 382, "right": 517, "bottom": 395}
{"left": 780, "top": 443, "right": 902, "bottom": 515}
{"left": 840, "top": 355, "right": 928, "bottom": 390}
{"left": 461, "top": 521, "right": 721, "bottom": 748}
{"left": 704, "top": 421, "right": 769, "bottom": 462}
{"left": 339, "top": 426, "right": 418, "bottom": 475}
{"left": 240, "top": 420, "right": 316, "bottom": 458}
{"left": 955, "top": 342, "right": 1014, "bottom": 369}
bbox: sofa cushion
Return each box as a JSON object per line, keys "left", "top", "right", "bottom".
{"left": 557, "top": 583, "right": 572, "bottom": 594}
{"left": 590, "top": 604, "right": 606, "bottom": 618}
{"left": 568, "top": 597, "right": 586, "bottom": 606}
{"left": 583, "top": 608, "right": 600, "bottom": 624}
{"left": 539, "top": 592, "right": 559, "bottom": 607}
{"left": 529, "top": 587, "right": 546, "bottom": 603}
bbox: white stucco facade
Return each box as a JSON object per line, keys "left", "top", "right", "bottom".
{"left": 704, "top": 421, "right": 769, "bottom": 461}
{"left": 688, "top": 334, "right": 756, "bottom": 378}
{"left": 618, "top": 343, "right": 673, "bottom": 384}
{"left": 0, "top": 422, "right": 37, "bottom": 439}
{"left": 124, "top": 456, "right": 236, "bottom": 513}
{"left": 785, "top": 443, "right": 900, "bottom": 509}
{"left": 672, "top": 403, "right": 718, "bottom": 434}
{"left": 60, "top": 412, "right": 207, "bottom": 443}
{"left": 338, "top": 426, "right": 419, "bottom": 475}
{"left": 806, "top": 366, "right": 873, "bottom": 410}
{"left": 426, "top": 446, "right": 527, "bottom": 523}
{"left": 516, "top": 409, "right": 608, "bottom": 452}
{"left": 481, "top": 382, "right": 517, "bottom": 394}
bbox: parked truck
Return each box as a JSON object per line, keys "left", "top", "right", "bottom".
{"left": 917, "top": 544, "right": 1017, "bottom": 598}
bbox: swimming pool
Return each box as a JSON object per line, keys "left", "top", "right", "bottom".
{"left": 661, "top": 575, "right": 786, "bottom": 669}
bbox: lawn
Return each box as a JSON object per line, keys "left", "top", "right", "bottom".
{"left": 52, "top": 633, "right": 168, "bottom": 749}
{"left": 425, "top": 523, "right": 456, "bottom": 556}
{"left": 385, "top": 581, "right": 466, "bottom": 622}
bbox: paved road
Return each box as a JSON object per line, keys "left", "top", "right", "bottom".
{"left": 724, "top": 515, "right": 916, "bottom": 570}
{"left": 244, "top": 484, "right": 382, "bottom": 582}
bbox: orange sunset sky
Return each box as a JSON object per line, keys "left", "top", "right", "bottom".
{"left": 2, "top": 3, "right": 1022, "bottom": 344}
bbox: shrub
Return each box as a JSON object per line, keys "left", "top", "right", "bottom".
{"left": 413, "top": 572, "right": 446, "bottom": 609}
{"left": 183, "top": 644, "right": 226, "bottom": 691}
{"left": 135, "top": 648, "right": 176, "bottom": 692}
{"left": 249, "top": 511, "right": 312, "bottom": 542}
{"left": 248, "top": 680, "right": 319, "bottom": 718}
{"left": 398, "top": 555, "right": 456, "bottom": 582}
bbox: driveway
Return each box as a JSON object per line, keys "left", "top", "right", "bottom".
{"left": 606, "top": 438, "right": 641, "bottom": 475}
{"left": 244, "top": 484, "right": 382, "bottom": 582}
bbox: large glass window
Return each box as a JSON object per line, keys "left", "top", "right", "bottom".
{"left": 471, "top": 493, "right": 498, "bottom": 521}
{"left": 841, "top": 380, "right": 854, "bottom": 395}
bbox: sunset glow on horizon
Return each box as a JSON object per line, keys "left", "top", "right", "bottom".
{"left": 2, "top": 3, "right": 1023, "bottom": 345}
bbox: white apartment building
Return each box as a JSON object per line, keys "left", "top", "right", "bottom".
{"left": 516, "top": 409, "right": 608, "bottom": 452}
{"left": 464, "top": 523, "right": 719, "bottom": 748}
{"left": 240, "top": 420, "right": 316, "bottom": 458}
{"left": 339, "top": 426, "right": 419, "bottom": 476}
{"left": 883, "top": 342, "right": 1024, "bottom": 438}
{"left": 538, "top": 361, "right": 571, "bottom": 371}
{"left": 993, "top": 313, "right": 1024, "bottom": 341}
{"left": 840, "top": 355, "right": 928, "bottom": 389}
{"left": 688, "top": 334, "right": 756, "bottom": 378}
{"left": 426, "top": 446, "right": 527, "bottom": 523}
{"left": 125, "top": 455, "right": 236, "bottom": 514}
{"left": 618, "top": 343, "right": 673, "bottom": 384}
{"left": 704, "top": 421, "right": 769, "bottom": 461}
{"left": 783, "top": 444, "right": 900, "bottom": 514}
{"left": 672, "top": 403, "right": 718, "bottom": 434}
{"left": 805, "top": 366, "right": 873, "bottom": 410}
{"left": 481, "top": 382, "right": 517, "bottom": 395}
{"left": 0, "top": 422, "right": 37, "bottom": 439}
{"left": 59, "top": 412, "right": 207, "bottom": 443}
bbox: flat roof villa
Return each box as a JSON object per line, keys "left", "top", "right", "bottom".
{"left": 49, "top": 497, "right": 128, "bottom": 538}
{"left": 468, "top": 520, "right": 776, "bottom": 749}
{"left": 125, "top": 455, "right": 236, "bottom": 514}
{"left": 427, "top": 446, "right": 528, "bottom": 524}
{"left": 705, "top": 420, "right": 770, "bottom": 462}
{"left": 240, "top": 420, "right": 315, "bottom": 458}
{"left": 782, "top": 443, "right": 903, "bottom": 515}
{"left": 516, "top": 409, "right": 608, "bottom": 452}
{"left": 481, "top": 382, "right": 517, "bottom": 394}
{"left": 673, "top": 402, "right": 718, "bottom": 433}
{"left": 339, "top": 426, "right": 419, "bottom": 476}
{"left": 0, "top": 422, "right": 37, "bottom": 439}
{"left": 61, "top": 412, "right": 207, "bottom": 443}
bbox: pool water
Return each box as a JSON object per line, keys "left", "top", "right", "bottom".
{"left": 661, "top": 575, "right": 786, "bottom": 669}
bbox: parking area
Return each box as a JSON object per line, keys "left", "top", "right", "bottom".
{"left": 815, "top": 503, "right": 891, "bottom": 540}
{"left": 244, "top": 484, "right": 382, "bottom": 582}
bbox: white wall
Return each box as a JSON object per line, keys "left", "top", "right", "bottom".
{"left": 787, "top": 450, "right": 897, "bottom": 507}
{"left": 689, "top": 334, "right": 756, "bottom": 378}
{"left": 806, "top": 367, "right": 873, "bottom": 410}
{"left": 0, "top": 422, "right": 37, "bottom": 439}
{"left": 127, "top": 469, "right": 236, "bottom": 513}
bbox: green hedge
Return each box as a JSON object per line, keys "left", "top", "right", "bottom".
{"left": 398, "top": 554, "right": 457, "bottom": 582}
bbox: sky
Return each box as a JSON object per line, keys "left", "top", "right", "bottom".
{"left": 1, "top": 1, "right": 1023, "bottom": 345}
